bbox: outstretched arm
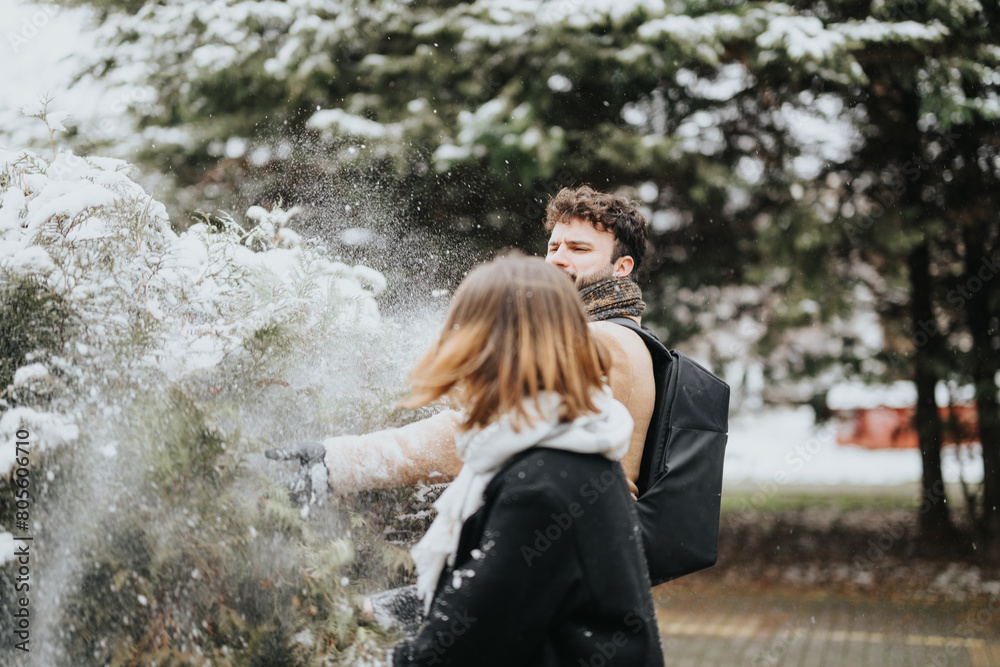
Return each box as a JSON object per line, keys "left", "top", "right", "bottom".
{"left": 322, "top": 410, "right": 464, "bottom": 493}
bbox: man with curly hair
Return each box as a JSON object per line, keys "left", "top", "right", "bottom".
{"left": 269, "top": 186, "right": 654, "bottom": 500}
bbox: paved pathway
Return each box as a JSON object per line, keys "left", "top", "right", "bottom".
{"left": 655, "top": 586, "right": 1000, "bottom": 666}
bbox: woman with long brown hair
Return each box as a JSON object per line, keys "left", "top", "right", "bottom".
{"left": 390, "top": 253, "right": 663, "bottom": 666}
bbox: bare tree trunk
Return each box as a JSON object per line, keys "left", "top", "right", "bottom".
{"left": 962, "top": 221, "right": 1000, "bottom": 553}
{"left": 908, "top": 242, "right": 955, "bottom": 540}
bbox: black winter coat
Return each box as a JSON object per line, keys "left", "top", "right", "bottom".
{"left": 392, "top": 447, "right": 664, "bottom": 667}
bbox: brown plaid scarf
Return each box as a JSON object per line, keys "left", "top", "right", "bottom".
{"left": 578, "top": 277, "right": 645, "bottom": 321}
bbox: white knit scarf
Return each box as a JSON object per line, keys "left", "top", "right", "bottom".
{"left": 410, "top": 387, "right": 634, "bottom": 610}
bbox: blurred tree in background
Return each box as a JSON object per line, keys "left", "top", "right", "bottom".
{"left": 60, "top": 0, "right": 999, "bottom": 546}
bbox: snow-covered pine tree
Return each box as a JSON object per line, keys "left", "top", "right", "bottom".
{"left": 0, "top": 142, "right": 421, "bottom": 664}
{"left": 60, "top": 0, "right": 854, "bottom": 373}
{"left": 58, "top": 0, "right": 1000, "bottom": 546}
{"left": 744, "top": 0, "right": 1000, "bottom": 547}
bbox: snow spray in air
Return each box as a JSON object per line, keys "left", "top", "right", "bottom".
{"left": 0, "top": 147, "right": 458, "bottom": 665}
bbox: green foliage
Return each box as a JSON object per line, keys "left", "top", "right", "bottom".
{"left": 60, "top": 387, "right": 383, "bottom": 666}
{"left": 0, "top": 145, "right": 412, "bottom": 664}
{"left": 138, "top": 389, "right": 232, "bottom": 500}
{"left": 244, "top": 321, "right": 293, "bottom": 360}
{"left": 0, "top": 275, "right": 74, "bottom": 395}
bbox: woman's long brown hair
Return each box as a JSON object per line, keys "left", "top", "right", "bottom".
{"left": 402, "top": 253, "right": 609, "bottom": 431}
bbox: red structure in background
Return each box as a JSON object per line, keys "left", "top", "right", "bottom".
{"left": 834, "top": 405, "right": 979, "bottom": 449}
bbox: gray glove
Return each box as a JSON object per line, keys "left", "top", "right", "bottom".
{"left": 365, "top": 585, "right": 425, "bottom": 636}
{"left": 265, "top": 441, "right": 330, "bottom": 507}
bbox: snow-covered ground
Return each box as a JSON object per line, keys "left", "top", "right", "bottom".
{"left": 725, "top": 405, "right": 983, "bottom": 487}
{"left": 726, "top": 380, "right": 985, "bottom": 486}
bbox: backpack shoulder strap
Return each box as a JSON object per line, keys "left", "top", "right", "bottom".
{"left": 604, "top": 317, "right": 677, "bottom": 495}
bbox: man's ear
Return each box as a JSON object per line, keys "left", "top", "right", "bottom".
{"left": 613, "top": 256, "right": 634, "bottom": 278}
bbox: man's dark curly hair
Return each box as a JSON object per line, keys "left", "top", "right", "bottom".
{"left": 544, "top": 185, "right": 648, "bottom": 280}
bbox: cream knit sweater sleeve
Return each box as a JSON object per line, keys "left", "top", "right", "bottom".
{"left": 322, "top": 410, "right": 464, "bottom": 493}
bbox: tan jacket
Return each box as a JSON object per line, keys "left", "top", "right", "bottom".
{"left": 322, "top": 319, "right": 655, "bottom": 496}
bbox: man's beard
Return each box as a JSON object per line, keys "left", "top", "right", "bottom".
{"left": 572, "top": 264, "right": 614, "bottom": 291}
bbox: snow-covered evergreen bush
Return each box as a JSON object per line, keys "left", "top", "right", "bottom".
{"left": 0, "top": 145, "right": 413, "bottom": 665}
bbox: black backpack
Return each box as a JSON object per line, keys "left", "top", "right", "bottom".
{"left": 608, "top": 318, "right": 730, "bottom": 585}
